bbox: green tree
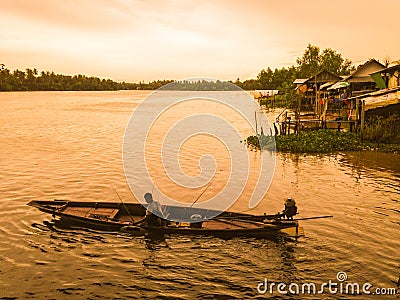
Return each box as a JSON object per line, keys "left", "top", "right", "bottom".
{"left": 296, "top": 43, "right": 321, "bottom": 78}
{"left": 25, "top": 68, "right": 38, "bottom": 90}
{"left": 320, "top": 48, "right": 353, "bottom": 75}
{"left": 296, "top": 44, "right": 354, "bottom": 78}
{"left": 257, "top": 67, "right": 274, "bottom": 89}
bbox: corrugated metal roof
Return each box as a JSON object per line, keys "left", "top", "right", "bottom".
{"left": 348, "top": 86, "right": 400, "bottom": 100}
{"left": 293, "top": 79, "right": 307, "bottom": 84}
{"left": 303, "top": 70, "right": 342, "bottom": 84}
{"left": 370, "top": 64, "right": 400, "bottom": 75}
{"left": 327, "top": 81, "right": 350, "bottom": 90}
{"left": 320, "top": 81, "right": 336, "bottom": 90}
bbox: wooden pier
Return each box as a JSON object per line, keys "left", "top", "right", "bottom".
{"left": 276, "top": 118, "right": 357, "bottom": 135}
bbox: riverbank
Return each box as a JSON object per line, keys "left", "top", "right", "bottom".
{"left": 247, "top": 130, "right": 400, "bottom": 154}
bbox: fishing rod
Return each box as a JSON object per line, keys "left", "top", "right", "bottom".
{"left": 188, "top": 181, "right": 212, "bottom": 210}
{"left": 181, "top": 182, "right": 212, "bottom": 220}
{"left": 112, "top": 185, "right": 136, "bottom": 224}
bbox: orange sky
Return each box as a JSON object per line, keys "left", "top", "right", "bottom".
{"left": 1, "top": 0, "right": 399, "bottom": 82}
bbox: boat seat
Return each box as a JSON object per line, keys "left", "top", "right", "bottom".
{"left": 85, "top": 208, "right": 119, "bottom": 220}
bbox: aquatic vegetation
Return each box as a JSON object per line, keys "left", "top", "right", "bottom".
{"left": 362, "top": 142, "right": 400, "bottom": 153}
{"left": 247, "top": 129, "right": 400, "bottom": 153}
{"left": 275, "top": 130, "right": 363, "bottom": 152}
{"left": 245, "top": 134, "right": 276, "bottom": 151}
{"left": 364, "top": 114, "right": 400, "bottom": 144}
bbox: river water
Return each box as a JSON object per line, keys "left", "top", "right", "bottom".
{"left": 0, "top": 91, "right": 399, "bottom": 299}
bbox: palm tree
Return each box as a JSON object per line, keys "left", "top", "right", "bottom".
{"left": 0, "top": 64, "right": 5, "bottom": 90}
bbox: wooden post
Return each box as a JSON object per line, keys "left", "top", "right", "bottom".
{"left": 360, "top": 100, "right": 365, "bottom": 141}
{"left": 314, "top": 75, "right": 317, "bottom": 116}
{"left": 297, "top": 94, "right": 301, "bottom": 134}
{"left": 283, "top": 112, "right": 288, "bottom": 135}
{"left": 273, "top": 93, "right": 275, "bottom": 109}
{"left": 355, "top": 97, "right": 359, "bottom": 132}
{"left": 255, "top": 111, "right": 258, "bottom": 134}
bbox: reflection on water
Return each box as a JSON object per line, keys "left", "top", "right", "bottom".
{"left": 340, "top": 151, "right": 400, "bottom": 175}
{"left": 9, "top": 217, "right": 300, "bottom": 299}
{"left": 0, "top": 91, "right": 399, "bottom": 299}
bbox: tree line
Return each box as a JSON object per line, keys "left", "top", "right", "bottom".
{"left": 160, "top": 80, "right": 241, "bottom": 91}
{"left": 0, "top": 65, "right": 174, "bottom": 91}
{"left": 0, "top": 44, "right": 355, "bottom": 92}
{"left": 235, "top": 44, "right": 355, "bottom": 93}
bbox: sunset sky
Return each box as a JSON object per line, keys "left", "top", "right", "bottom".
{"left": 1, "top": 0, "right": 399, "bottom": 82}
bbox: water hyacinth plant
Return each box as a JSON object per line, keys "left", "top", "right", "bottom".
{"left": 275, "top": 130, "right": 362, "bottom": 152}
{"left": 246, "top": 129, "right": 400, "bottom": 153}
{"left": 245, "top": 134, "right": 276, "bottom": 151}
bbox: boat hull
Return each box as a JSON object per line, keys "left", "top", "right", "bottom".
{"left": 28, "top": 200, "right": 299, "bottom": 239}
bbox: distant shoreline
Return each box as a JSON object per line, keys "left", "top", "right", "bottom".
{"left": 0, "top": 69, "right": 253, "bottom": 91}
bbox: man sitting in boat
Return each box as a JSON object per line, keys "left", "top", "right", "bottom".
{"left": 141, "top": 192, "right": 167, "bottom": 226}
{"left": 282, "top": 198, "right": 297, "bottom": 220}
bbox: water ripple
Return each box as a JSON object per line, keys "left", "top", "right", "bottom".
{"left": 0, "top": 92, "right": 399, "bottom": 299}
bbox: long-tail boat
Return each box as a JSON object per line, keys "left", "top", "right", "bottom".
{"left": 27, "top": 199, "right": 319, "bottom": 238}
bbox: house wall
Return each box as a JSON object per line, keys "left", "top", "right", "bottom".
{"left": 388, "top": 71, "right": 400, "bottom": 88}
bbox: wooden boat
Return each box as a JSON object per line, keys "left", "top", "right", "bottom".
{"left": 27, "top": 199, "right": 300, "bottom": 238}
